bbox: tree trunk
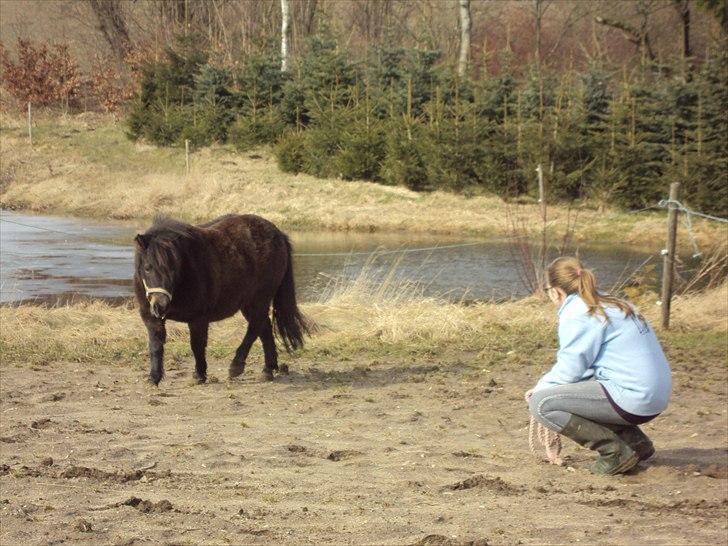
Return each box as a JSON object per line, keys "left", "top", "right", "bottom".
{"left": 87, "top": 0, "right": 131, "bottom": 62}
{"left": 281, "top": 0, "right": 291, "bottom": 72}
{"left": 458, "top": 0, "right": 471, "bottom": 78}
{"left": 534, "top": 0, "right": 543, "bottom": 73}
{"left": 674, "top": 0, "right": 692, "bottom": 79}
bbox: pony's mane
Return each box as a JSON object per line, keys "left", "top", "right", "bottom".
{"left": 148, "top": 216, "right": 197, "bottom": 241}
{"left": 138, "top": 217, "right": 197, "bottom": 277}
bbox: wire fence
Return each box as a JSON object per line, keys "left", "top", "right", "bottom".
{"left": 630, "top": 199, "right": 728, "bottom": 259}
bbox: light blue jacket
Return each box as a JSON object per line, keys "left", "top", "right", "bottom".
{"left": 534, "top": 293, "right": 672, "bottom": 417}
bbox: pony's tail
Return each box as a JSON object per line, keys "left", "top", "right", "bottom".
{"left": 272, "top": 236, "right": 314, "bottom": 352}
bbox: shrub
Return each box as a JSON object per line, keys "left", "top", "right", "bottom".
{"left": 179, "top": 102, "right": 233, "bottom": 147}
{"left": 126, "top": 38, "right": 209, "bottom": 143}
{"left": 426, "top": 119, "right": 488, "bottom": 193}
{"left": 236, "top": 48, "right": 288, "bottom": 116}
{"left": 381, "top": 128, "right": 430, "bottom": 191}
{"left": 301, "top": 124, "right": 342, "bottom": 178}
{"left": 90, "top": 57, "right": 134, "bottom": 114}
{"left": 335, "top": 123, "right": 386, "bottom": 181}
{"left": 194, "top": 63, "right": 233, "bottom": 106}
{"left": 0, "top": 39, "right": 82, "bottom": 108}
{"left": 274, "top": 130, "right": 307, "bottom": 173}
{"left": 228, "top": 108, "right": 286, "bottom": 151}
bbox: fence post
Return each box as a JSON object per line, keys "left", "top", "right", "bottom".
{"left": 185, "top": 139, "right": 190, "bottom": 176}
{"left": 27, "top": 102, "right": 33, "bottom": 147}
{"left": 536, "top": 164, "right": 545, "bottom": 222}
{"left": 536, "top": 163, "right": 547, "bottom": 281}
{"left": 660, "top": 182, "right": 680, "bottom": 329}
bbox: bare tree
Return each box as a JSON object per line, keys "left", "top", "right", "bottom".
{"left": 458, "top": 0, "right": 471, "bottom": 78}
{"left": 697, "top": 0, "right": 728, "bottom": 35}
{"left": 281, "top": 0, "right": 291, "bottom": 72}
{"left": 673, "top": 0, "right": 694, "bottom": 79}
{"left": 292, "top": 0, "right": 318, "bottom": 48}
{"left": 674, "top": 0, "right": 692, "bottom": 59}
{"left": 350, "top": 0, "right": 392, "bottom": 45}
{"left": 595, "top": 0, "right": 658, "bottom": 63}
{"left": 533, "top": 0, "right": 553, "bottom": 72}
{"left": 87, "top": 0, "right": 131, "bottom": 62}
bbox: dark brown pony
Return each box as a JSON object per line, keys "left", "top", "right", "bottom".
{"left": 133, "top": 214, "right": 311, "bottom": 385}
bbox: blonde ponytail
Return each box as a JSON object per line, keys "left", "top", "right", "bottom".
{"left": 547, "top": 257, "right": 634, "bottom": 319}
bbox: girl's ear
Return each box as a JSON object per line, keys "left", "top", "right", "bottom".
{"left": 548, "top": 287, "right": 567, "bottom": 306}
{"left": 556, "top": 287, "right": 569, "bottom": 304}
{"left": 134, "top": 234, "right": 148, "bottom": 250}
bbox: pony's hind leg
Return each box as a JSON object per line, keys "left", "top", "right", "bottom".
{"left": 229, "top": 309, "right": 261, "bottom": 379}
{"left": 260, "top": 316, "right": 284, "bottom": 380}
{"left": 189, "top": 321, "right": 209, "bottom": 383}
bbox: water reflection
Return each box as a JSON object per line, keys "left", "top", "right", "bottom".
{"left": 0, "top": 211, "right": 657, "bottom": 305}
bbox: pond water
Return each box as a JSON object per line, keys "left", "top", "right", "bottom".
{"left": 0, "top": 211, "right": 658, "bottom": 305}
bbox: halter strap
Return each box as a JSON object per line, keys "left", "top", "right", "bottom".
{"left": 142, "top": 278, "right": 173, "bottom": 301}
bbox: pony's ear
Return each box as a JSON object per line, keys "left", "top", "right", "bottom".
{"left": 134, "top": 234, "right": 148, "bottom": 250}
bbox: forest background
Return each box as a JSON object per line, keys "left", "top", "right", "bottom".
{"left": 1, "top": 0, "right": 727, "bottom": 215}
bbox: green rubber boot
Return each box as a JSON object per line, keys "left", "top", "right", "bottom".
{"left": 604, "top": 424, "right": 655, "bottom": 461}
{"left": 559, "top": 415, "right": 639, "bottom": 475}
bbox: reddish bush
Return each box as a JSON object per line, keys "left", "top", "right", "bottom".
{"left": 0, "top": 39, "right": 82, "bottom": 108}
{"left": 90, "top": 57, "right": 134, "bottom": 114}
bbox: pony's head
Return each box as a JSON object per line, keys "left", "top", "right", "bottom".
{"left": 134, "top": 219, "right": 191, "bottom": 319}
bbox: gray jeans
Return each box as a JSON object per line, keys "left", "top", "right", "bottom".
{"left": 528, "top": 380, "right": 632, "bottom": 432}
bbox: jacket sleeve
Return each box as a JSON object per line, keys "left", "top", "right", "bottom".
{"left": 534, "top": 316, "right": 606, "bottom": 391}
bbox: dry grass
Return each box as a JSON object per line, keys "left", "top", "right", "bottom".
{"left": 1, "top": 263, "right": 724, "bottom": 368}
{"left": 305, "top": 255, "right": 552, "bottom": 349}
{"left": 1, "top": 112, "right": 723, "bottom": 245}
{"left": 643, "top": 282, "right": 728, "bottom": 333}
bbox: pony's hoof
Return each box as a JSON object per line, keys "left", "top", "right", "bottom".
{"left": 279, "top": 364, "right": 289, "bottom": 375}
{"left": 147, "top": 375, "right": 162, "bottom": 387}
{"left": 192, "top": 374, "right": 207, "bottom": 384}
{"left": 228, "top": 365, "right": 245, "bottom": 379}
{"left": 263, "top": 369, "right": 275, "bottom": 381}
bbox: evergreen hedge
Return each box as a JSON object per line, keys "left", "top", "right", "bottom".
{"left": 126, "top": 36, "right": 728, "bottom": 217}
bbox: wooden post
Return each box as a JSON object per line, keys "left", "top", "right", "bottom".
{"left": 661, "top": 182, "right": 680, "bottom": 329}
{"left": 27, "top": 102, "right": 33, "bottom": 147}
{"left": 185, "top": 139, "right": 190, "bottom": 175}
{"left": 536, "top": 164, "right": 546, "bottom": 222}
{"left": 537, "top": 163, "right": 547, "bottom": 284}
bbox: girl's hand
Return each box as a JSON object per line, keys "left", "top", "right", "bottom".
{"left": 524, "top": 388, "right": 535, "bottom": 402}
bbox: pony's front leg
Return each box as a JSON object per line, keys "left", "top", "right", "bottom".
{"left": 189, "top": 321, "right": 209, "bottom": 383}
{"left": 146, "top": 320, "right": 167, "bottom": 385}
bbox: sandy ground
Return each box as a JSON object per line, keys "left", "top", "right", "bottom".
{"left": 1, "top": 349, "right": 726, "bottom": 545}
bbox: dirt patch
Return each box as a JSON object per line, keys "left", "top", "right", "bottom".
{"left": 326, "top": 450, "right": 362, "bottom": 461}
{"left": 414, "top": 534, "right": 490, "bottom": 546}
{"left": 3, "top": 463, "right": 167, "bottom": 484}
{"left": 445, "top": 474, "right": 524, "bottom": 495}
{"left": 30, "top": 418, "right": 52, "bottom": 429}
{"left": 72, "top": 518, "right": 93, "bottom": 532}
{"left": 1, "top": 353, "right": 726, "bottom": 544}
{"left": 61, "top": 465, "right": 146, "bottom": 482}
{"left": 452, "top": 451, "right": 484, "bottom": 459}
{"left": 39, "top": 392, "right": 66, "bottom": 402}
{"left": 122, "top": 497, "right": 174, "bottom": 513}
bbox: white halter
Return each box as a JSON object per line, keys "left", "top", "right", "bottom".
{"left": 142, "top": 278, "right": 173, "bottom": 301}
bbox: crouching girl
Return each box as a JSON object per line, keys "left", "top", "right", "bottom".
{"left": 526, "top": 257, "right": 672, "bottom": 475}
